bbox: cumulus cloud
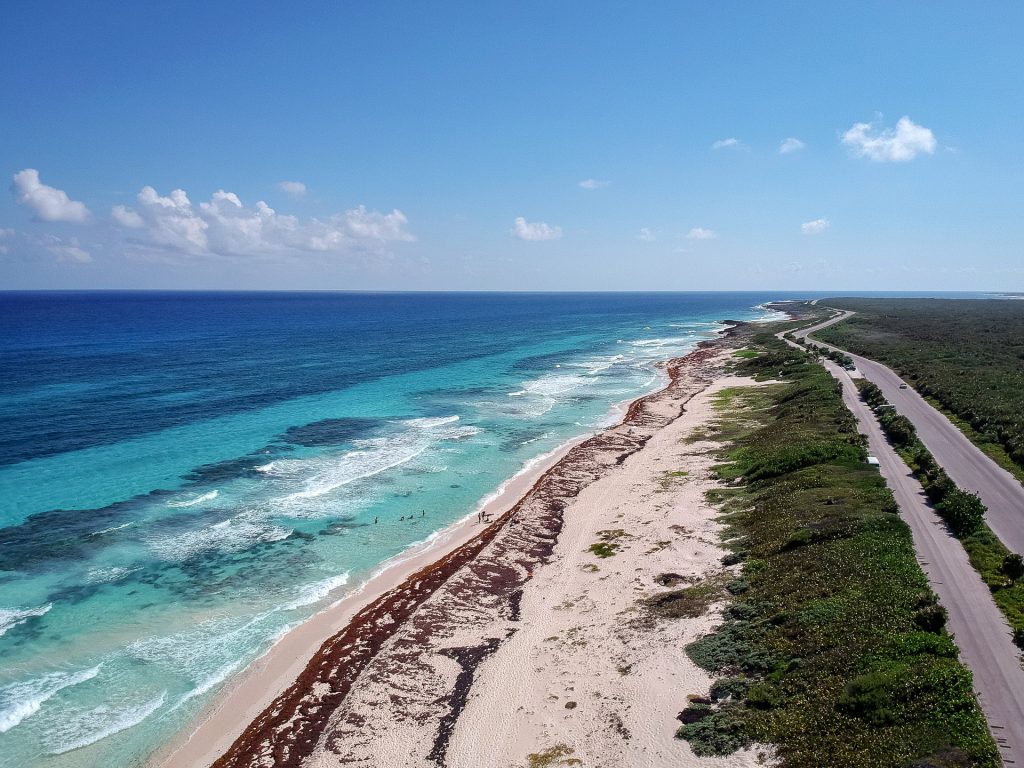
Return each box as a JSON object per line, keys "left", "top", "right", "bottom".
{"left": 11, "top": 169, "right": 91, "bottom": 223}
{"left": 41, "top": 234, "right": 91, "bottom": 263}
{"left": 779, "top": 137, "right": 806, "bottom": 154}
{"left": 111, "top": 185, "right": 413, "bottom": 259}
{"left": 686, "top": 227, "right": 716, "bottom": 240}
{"left": 801, "top": 218, "right": 830, "bottom": 235}
{"left": 636, "top": 227, "right": 656, "bottom": 242}
{"left": 712, "top": 138, "right": 745, "bottom": 150}
{"left": 511, "top": 217, "right": 562, "bottom": 241}
{"left": 578, "top": 179, "right": 610, "bottom": 190}
{"left": 278, "top": 181, "right": 307, "bottom": 197}
{"left": 842, "top": 116, "right": 937, "bottom": 162}
{"left": 111, "top": 205, "right": 144, "bottom": 228}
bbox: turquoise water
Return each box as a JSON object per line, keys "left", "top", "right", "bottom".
{"left": 0, "top": 292, "right": 788, "bottom": 767}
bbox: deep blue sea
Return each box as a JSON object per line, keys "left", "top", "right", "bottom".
{"left": 0, "top": 291, "right": 797, "bottom": 766}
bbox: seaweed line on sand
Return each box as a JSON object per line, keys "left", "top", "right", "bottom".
{"left": 211, "top": 344, "right": 725, "bottom": 768}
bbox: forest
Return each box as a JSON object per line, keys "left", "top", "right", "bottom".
{"left": 813, "top": 297, "right": 1024, "bottom": 474}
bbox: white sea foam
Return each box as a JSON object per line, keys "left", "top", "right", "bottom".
{"left": 46, "top": 690, "right": 166, "bottom": 754}
{"left": 0, "top": 604, "right": 52, "bottom": 637}
{"left": 284, "top": 572, "right": 351, "bottom": 611}
{"left": 89, "top": 522, "right": 132, "bottom": 537}
{"left": 0, "top": 665, "right": 101, "bottom": 733}
{"left": 493, "top": 374, "right": 589, "bottom": 418}
{"left": 567, "top": 354, "right": 625, "bottom": 375}
{"left": 277, "top": 416, "right": 477, "bottom": 505}
{"left": 400, "top": 415, "right": 461, "bottom": 429}
{"left": 254, "top": 461, "right": 276, "bottom": 473}
{"left": 130, "top": 611, "right": 285, "bottom": 715}
{"left": 170, "top": 660, "right": 243, "bottom": 710}
{"left": 519, "top": 431, "right": 552, "bottom": 446}
{"left": 166, "top": 489, "right": 219, "bottom": 508}
{"left": 628, "top": 335, "right": 693, "bottom": 348}
{"left": 282, "top": 444, "right": 432, "bottom": 502}
{"left": 146, "top": 516, "right": 292, "bottom": 561}
{"left": 85, "top": 566, "right": 139, "bottom": 585}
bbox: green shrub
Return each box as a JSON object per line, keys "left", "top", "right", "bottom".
{"left": 914, "top": 604, "right": 948, "bottom": 633}
{"left": 678, "top": 332, "right": 999, "bottom": 767}
{"left": 1002, "top": 553, "right": 1024, "bottom": 582}
{"left": 935, "top": 489, "right": 986, "bottom": 537}
{"left": 837, "top": 670, "right": 898, "bottom": 725}
{"left": 676, "top": 703, "right": 751, "bottom": 756}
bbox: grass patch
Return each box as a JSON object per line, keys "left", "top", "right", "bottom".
{"left": 734, "top": 348, "right": 761, "bottom": 359}
{"left": 677, "top": 332, "right": 999, "bottom": 767}
{"left": 588, "top": 528, "right": 630, "bottom": 558}
{"left": 960, "top": 526, "right": 1024, "bottom": 645}
{"left": 645, "top": 574, "right": 729, "bottom": 619}
{"left": 525, "top": 744, "right": 582, "bottom": 767}
{"left": 921, "top": 395, "right": 1024, "bottom": 486}
{"left": 657, "top": 469, "right": 689, "bottom": 490}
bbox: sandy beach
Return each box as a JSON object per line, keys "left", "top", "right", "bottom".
{"left": 154, "top": 341, "right": 768, "bottom": 768}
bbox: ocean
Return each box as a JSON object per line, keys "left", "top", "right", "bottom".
{"left": 0, "top": 291, "right": 789, "bottom": 767}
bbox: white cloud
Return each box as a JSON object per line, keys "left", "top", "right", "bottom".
{"left": 801, "top": 218, "right": 830, "bottom": 235}
{"left": 278, "top": 181, "right": 307, "bottom": 197}
{"left": 636, "top": 227, "right": 656, "bottom": 242}
{"left": 41, "top": 234, "right": 92, "bottom": 263}
{"left": 712, "top": 138, "right": 745, "bottom": 150}
{"left": 0, "top": 227, "right": 12, "bottom": 255}
{"left": 579, "top": 179, "right": 610, "bottom": 190}
{"left": 511, "top": 217, "right": 562, "bottom": 241}
{"left": 779, "top": 137, "right": 806, "bottom": 154}
{"left": 11, "top": 169, "right": 91, "bottom": 223}
{"left": 686, "top": 227, "right": 716, "bottom": 240}
{"left": 111, "top": 205, "right": 144, "bottom": 228}
{"left": 841, "top": 116, "right": 937, "bottom": 162}
{"left": 112, "top": 185, "right": 413, "bottom": 259}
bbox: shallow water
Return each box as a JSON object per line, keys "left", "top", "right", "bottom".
{"left": 0, "top": 291, "right": 789, "bottom": 767}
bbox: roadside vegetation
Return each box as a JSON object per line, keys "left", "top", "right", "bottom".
{"left": 811, "top": 297, "right": 1024, "bottom": 481}
{"left": 857, "top": 379, "right": 1024, "bottom": 650}
{"left": 676, "top": 333, "right": 998, "bottom": 767}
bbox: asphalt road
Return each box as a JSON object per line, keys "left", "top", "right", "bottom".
{"left": 778, "top": 322, "right": 1024, "bottom": 765}
{"left": 797, "top": 311, "right": 1024, "bottom": 556}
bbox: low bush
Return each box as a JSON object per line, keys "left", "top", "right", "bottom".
{"left": 676, "top": 333, "right": 998, "bottom": 767}
{"left": 935, "top": 489, "right": 986, "bottom": 537}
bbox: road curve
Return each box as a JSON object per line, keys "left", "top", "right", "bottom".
{"left": 796, "top": 311, "right": 1024, "bottom": 556}
{"left": 778, "top": 327, "right": 1024, "bottom": 765}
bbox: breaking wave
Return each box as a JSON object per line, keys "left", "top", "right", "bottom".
{"left": 0, "top": 604, "right": 52, "bottom": 638}
{"left": 0, "top": 665, "right": 101, "bottom": 733}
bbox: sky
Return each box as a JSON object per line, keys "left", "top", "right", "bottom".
{"left": 1, "top": 2, "right": 1022, "bottom": 291}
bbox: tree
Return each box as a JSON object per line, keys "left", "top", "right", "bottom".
{"left": 1002, "top": 553, "right": 1024, "bottom": 583}
{"left": 935, "top": 489, "right": 986, "bottom": 537}
{"left": 923, "top": 468, "right": 955, "bottom": 504}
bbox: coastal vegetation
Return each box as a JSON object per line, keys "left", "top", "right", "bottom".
{"left": 857, "top": 379, "right": 1024, "bottom": 649}
{"left": 811, "top": 298, "right": 1024, "bottom": 479}
{"left": 588, "top": 528, "right": 630, "bottom": 558}
{"left": 677, "top": 333, "right": 998, "bottom": 767}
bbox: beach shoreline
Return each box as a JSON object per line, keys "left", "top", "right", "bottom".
{"left": 152, "top": 328, "right": 745, "bottom": 768}
{"left": 149, "top": 423, "right": 592, "bottom": 768}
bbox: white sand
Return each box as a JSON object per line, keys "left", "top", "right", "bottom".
{"left": 157, "top": 351, "right": 775, "bottom": 768}
{"left": 151, "top": 432, "right": 591, "bottom": 768}
{"left": 443, "top": 374, "right": 769, "bottom": 768}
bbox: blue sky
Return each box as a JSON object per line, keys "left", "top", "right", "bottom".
{"left": 1, "top": 2, "right": 1022, "bottom": 290}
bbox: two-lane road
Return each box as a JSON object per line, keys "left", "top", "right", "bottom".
{"left": 777, "top": 324, "right": 1024, "bottom": 764}
{"left": 795, "top": 310, "right": 1024, "bottom": 556}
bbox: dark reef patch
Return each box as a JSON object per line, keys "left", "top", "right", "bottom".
{"left": 280, "top": 418, "right": 385, "bottom": 447}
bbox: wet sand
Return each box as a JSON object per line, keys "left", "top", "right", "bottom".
{"left": 155, "top": 342, "right": 766, "bottom": 768}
